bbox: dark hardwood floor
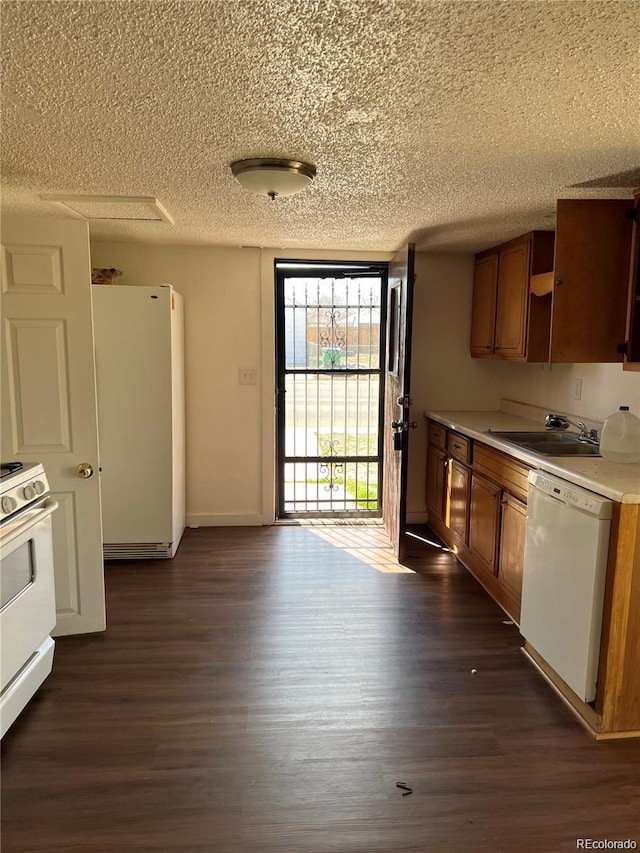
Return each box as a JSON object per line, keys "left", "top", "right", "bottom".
{"left": 2, "top": 525, "right": 639, "bottom": 852}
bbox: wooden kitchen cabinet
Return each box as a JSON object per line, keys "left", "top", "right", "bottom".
{"left": 471, "top": 231, "right": 554, "bottom": 362}
{"left": 473, "top": 443, "right": 529, "bottom": 503}
{"left": 468, "top": 473, "right": 500, "bottom": 575}
{"left": 497, "top": 493, "right": 527, "bottom": 621}
{"left": 470, "top": 252, "right": 498, "bottom": 356}
{"left": 494, "top": 238, "right": 531, "bottom": 357}
{"left": 550, "top": 199, "right": 633, "bottom": 363}
{"left": 425, "top": 418, "right": 640, "bottom": 738}
{"left": 471, "top": 199, "right": 634, "bottom": 363}
{"left": 448, "top": 459, "right": 470, "bottom": 545}
{"left": 622, "top": 187, "right": 640, "bottom": 371}
{"left": 426, "top": 423, "right": 470, "bottom": 547}
{"left": 426, "top": 421, "right": 528, "bottom": 623}
{"left": 426, "top": 443, "right": 447, "bottom": 524}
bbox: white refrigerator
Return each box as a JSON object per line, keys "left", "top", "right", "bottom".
{"left": 92, "top": 284, "right": 185, "bottom": 559}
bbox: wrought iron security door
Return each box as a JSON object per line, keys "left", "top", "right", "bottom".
{"left": 276, "top": 263, "right": 388, "bottom": 518}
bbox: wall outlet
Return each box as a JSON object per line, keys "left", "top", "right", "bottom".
{"left": 574, "top": 378, "right": 582, "bottom": 401}
{"left": 239, "top": 368, "right": 257, "bottom": 385}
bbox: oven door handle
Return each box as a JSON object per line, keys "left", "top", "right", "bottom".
{"left": 0, "top": 497, "right": 59, "bottom": 548}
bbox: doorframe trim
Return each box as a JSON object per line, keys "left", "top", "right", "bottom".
{"left": 259, "top": 249, "right": 393, "bottom": 525}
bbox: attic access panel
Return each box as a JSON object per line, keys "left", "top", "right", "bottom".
{"left": 40, "top": 194, "right": 174, "bottom": 223}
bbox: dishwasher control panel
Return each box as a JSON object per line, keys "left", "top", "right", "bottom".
{"left": 528, "top": 470, "right": 612, "bottom": 519}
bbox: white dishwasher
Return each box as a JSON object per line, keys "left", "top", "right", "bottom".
{"left": 520, "top": 470, "right": 613, "bottom": 703}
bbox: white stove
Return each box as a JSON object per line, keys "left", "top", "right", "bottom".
{"left": 0, "top": 462, "right": 49, "bottom": 521}
{"left": 0, "top": 461, "right": 58, "bottom": 737}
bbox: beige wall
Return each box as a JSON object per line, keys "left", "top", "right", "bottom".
{"left": 91, "top": 241, "right": 638, "bottom": 527}
{"left": 501, "top": 362, "right": 640, "bottom": 425}
{"left": 90, "top": 242, "right": 391, "bottom": 525}
{"left": 407, "top": 252, "right": 506, "bottom": 518}
{"left": 91, "top": 242, "right": 264, "bottom": 525}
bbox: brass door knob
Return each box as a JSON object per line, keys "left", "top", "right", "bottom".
{"left": 76, "top": 463, "right": 94, "bottom": 479}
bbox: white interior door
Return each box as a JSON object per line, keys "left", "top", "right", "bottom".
{"left": 1, "top": 216, "right": 106, "bottom": 636}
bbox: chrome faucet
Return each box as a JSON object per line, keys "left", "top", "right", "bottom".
{"left": 545, "top": 414, "right": 599, "bottom": 445}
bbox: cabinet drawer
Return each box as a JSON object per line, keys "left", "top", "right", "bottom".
{"left": 447, "top": 431, "right": 471, "bottom": 465}
{"left": 428, "top": 420, "right": 447, "bottom": 451}
{"left": 473, "top": 444, "right": 530, "bottom": 502}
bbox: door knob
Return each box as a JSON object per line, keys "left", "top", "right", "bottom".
{"left": 76, "top": 463, "right": 94, "bottom": 479}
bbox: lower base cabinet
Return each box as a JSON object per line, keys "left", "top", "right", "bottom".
{"left": 448, "top": 460, "right": 471, "bottom": 544}
{"left": 468, "top": 473, "right": 500, "bottom": 574}
{"left": 426, "top": 444, "right": 447, "bottom": 524}
{"left": 497, "top": 493, "right": 527, "bottom": 621}
{"left": 424, "top": 418, "right": 640, "bottom": 739}
{"left": 425, "top": 421, "right": 527, "bottom": 624}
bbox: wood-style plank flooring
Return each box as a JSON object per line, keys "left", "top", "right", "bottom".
{"left": 2, "top": 525, "right": 640, "bottom": 852}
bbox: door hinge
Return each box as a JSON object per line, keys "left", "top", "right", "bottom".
{"left": 396, "top": 394, "right": 411, "bottom": 407}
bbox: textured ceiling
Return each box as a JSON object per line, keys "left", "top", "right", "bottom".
{"left": 2, "top": 0, "right": 639, "bottom": 252}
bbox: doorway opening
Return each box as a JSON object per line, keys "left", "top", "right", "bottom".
{"left": 275, "top": 261, "right": 388, "bottom": 519}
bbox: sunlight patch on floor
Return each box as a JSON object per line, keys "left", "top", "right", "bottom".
{"left": 304, "top": 523, "right": 415, "bottom": 574}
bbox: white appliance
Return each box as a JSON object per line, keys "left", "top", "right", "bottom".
{"left": 520, "top": 470, "right": 613, "bottom": 703}
{"left": 1, "top": 462, "right": 57, "bottom": 737}
{"left": 92, "top": 284, "right": 185, "bottom": 559}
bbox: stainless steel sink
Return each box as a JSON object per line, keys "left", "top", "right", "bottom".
{"left": 489, "top": 431, "right": 579, "bottom": 443}
{"left": 532, "top": 442, "right": 601, "bottom": 457}
{"left": 486, "top": 430, "right": 601, "bottom": 457}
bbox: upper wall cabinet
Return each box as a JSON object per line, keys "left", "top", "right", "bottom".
{"left": 622, "top": 188, "right": 640, "bottom": 372}
{"left": 470, "top": 199, "right": 634, "bottom": 363}
{"left": 551, "top": 199, "right": 633, "bottom": 363}
{"left": 472, "top": 231, "right": 554, "bottom": 361}
{"left": 469, "top": 253, "right": 498, "bottom": 356}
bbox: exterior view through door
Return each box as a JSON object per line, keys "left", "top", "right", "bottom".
{"left": 276, "top": 262, "right": 388, "bottom": 518}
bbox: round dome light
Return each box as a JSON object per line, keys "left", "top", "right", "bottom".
{"left": 230, "top": 158, "right": 316, "bottom": 200}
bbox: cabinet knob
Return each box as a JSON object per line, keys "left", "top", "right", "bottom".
{"left": 554, "top": 278, "right": 563, "bottom": 286}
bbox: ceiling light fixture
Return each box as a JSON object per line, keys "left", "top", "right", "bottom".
{"left": 230, "top": 158, "right": 316, "bottom": 200}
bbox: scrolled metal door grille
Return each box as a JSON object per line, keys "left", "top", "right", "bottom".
{"left": 276, "top": 264, "right": 387, "bottom": 518}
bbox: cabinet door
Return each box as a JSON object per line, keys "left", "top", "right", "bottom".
{"left": 497, "top": 494, "right": 527, "bottom": 613}
{"left": 623, "top": 190, "right": 640, "bottom": 370}
{"left": 552, "top": 199, "right": 633, "bottom": 363}
{"left": 469, "top": 473, "right": 500, "bottom": 574}
{"left": 494, "top": 239, "right": 531, "bottom": 357}
{"left": 470, "top": 254, "right": 498, "bottom": 356}
{"left": 426, "top": 445, "right": 447, "bottom": 524}
{"left": 448, "top": 460, "right": 470, "bottom": 544}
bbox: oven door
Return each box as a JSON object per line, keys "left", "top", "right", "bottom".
{"left": 0, "top": 497, "right": 58, "bottom": 693}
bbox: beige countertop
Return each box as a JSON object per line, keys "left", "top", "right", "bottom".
{"left": 425, "top": 409, "right": 640, "bottom": 504}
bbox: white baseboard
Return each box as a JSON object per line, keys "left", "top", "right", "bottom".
{"left": 186, "top": 513, "right": 265, "bottom": 528}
